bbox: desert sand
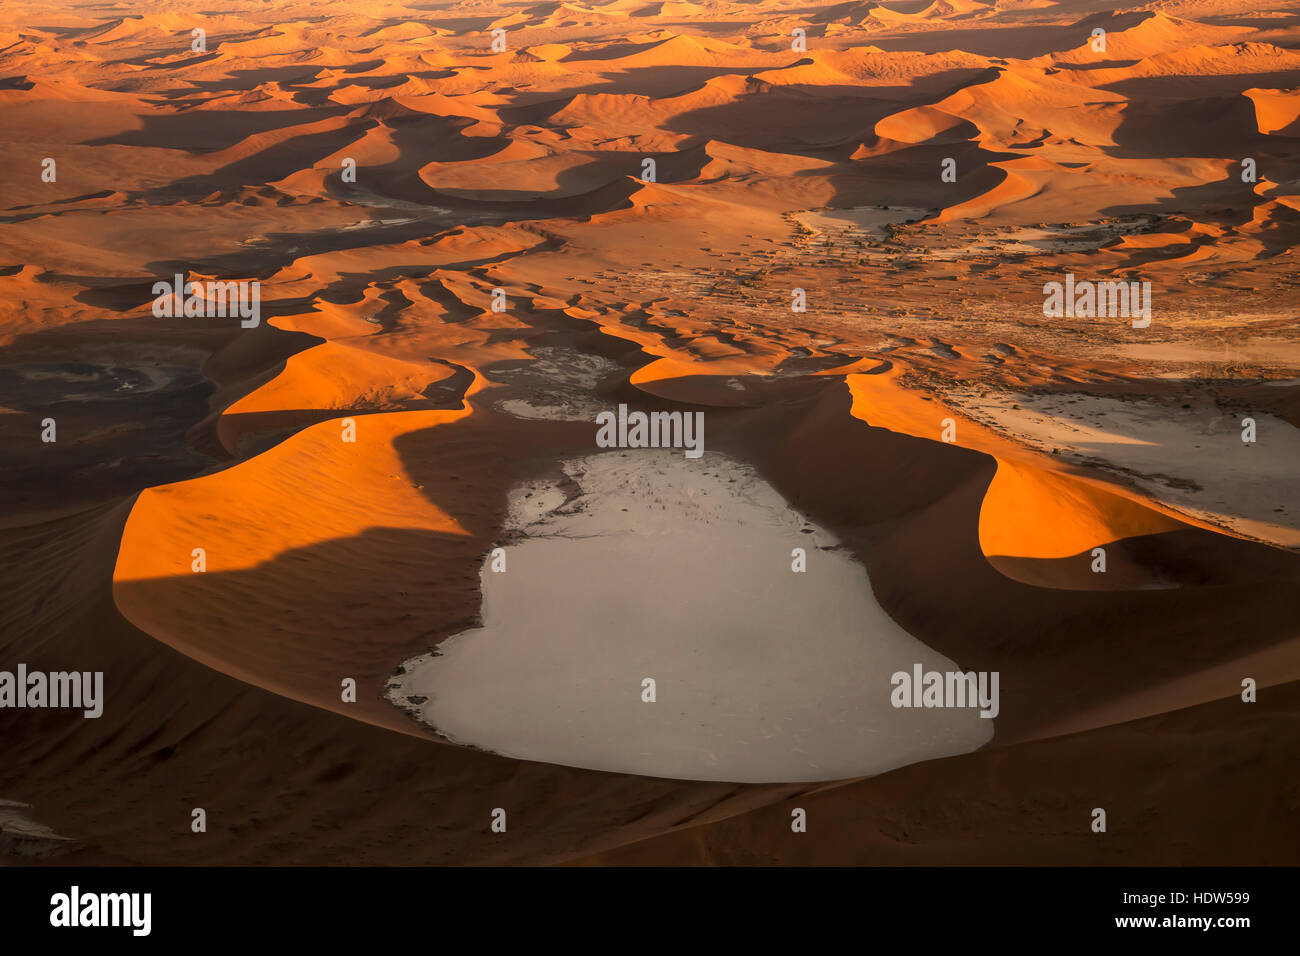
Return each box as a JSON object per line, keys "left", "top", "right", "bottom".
{"left": 1, "top": 0, "right": 1298, "bottom": 865}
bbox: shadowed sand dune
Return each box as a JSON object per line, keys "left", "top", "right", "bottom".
{"left": 2, "top": 0, "right": 1299, "bottom": 865}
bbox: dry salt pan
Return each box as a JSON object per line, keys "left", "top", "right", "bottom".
{"left": 389, "top": 450, "right": 992, "bottom": 783}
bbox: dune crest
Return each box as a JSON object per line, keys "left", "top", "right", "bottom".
{"left": 2, "top": 0, "right": 1298, "bottom": 867}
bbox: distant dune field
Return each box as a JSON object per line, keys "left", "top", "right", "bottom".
{"left": 1, "top": 0, "right": 1298, "bottom": 866}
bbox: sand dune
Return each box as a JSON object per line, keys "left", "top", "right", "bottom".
{"left": 2, "top": 0, "right": 1298, "bottom": 867}
{"left": 1246, "top": 86, "right": 1300, "bottom": 135}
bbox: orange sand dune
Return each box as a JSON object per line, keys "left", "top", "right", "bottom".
{"left": 1245, "top": 86, "right": 1300, "bottom": 135}
{"left": 113, "top": 406, "right": 487, "bottom": 730}
{"left": 1045, "top": 12, "right": 1256, "bottom": 65}
{"left": 978, "top": 457, "right": 1183, "bottom": 559}
{"left": 3, "top": 0, "right": 1299, "bottom": 869}
{"left": 934, "top": 159, "right": 1041, "bottom": 219}
{"left": 213, "top": 341, "right": 465, "bottom": 454}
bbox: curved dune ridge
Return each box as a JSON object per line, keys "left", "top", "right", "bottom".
{"left": 3, "top": 0, "right": 1300, "bottom": 864}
